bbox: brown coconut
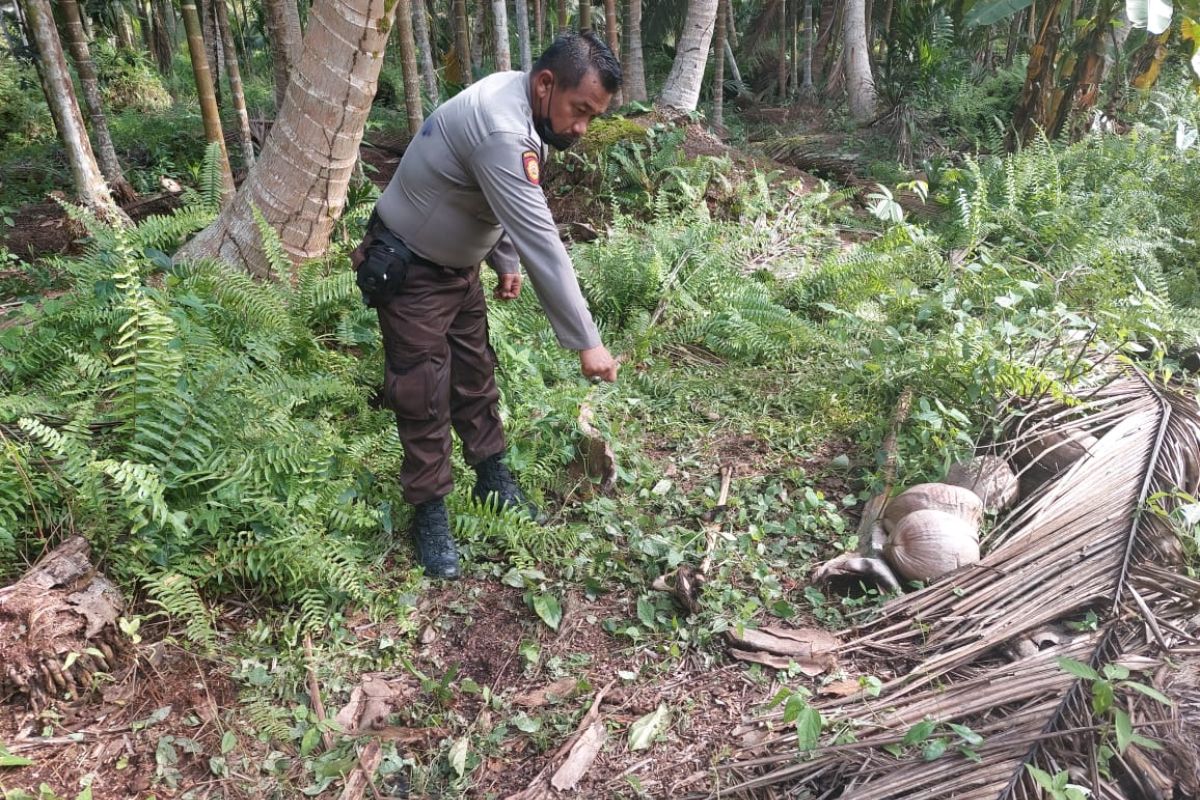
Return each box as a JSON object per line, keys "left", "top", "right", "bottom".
{"left": 883, "top": 509, "right": 981, "bottom": 582}
{"left": 1011, "top": 429, "right": 1098, "bottom": 495}
{"left": 882, "top": 483, "right": 984, "bottom": 534}
{"left": 944, "top": 455, "right": 1019, "bottom": 515}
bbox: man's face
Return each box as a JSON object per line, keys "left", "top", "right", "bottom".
{"left": 533, "top": 68, "right": 612, "bottom": 148}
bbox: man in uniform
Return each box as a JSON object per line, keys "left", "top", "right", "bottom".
{"left": 354, "top": 31, "right": 622, "bottom": 579}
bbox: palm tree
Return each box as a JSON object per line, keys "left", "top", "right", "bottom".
{"left": 176, "top": 0, "right": 400, "bottom": 278}
{"left": 515, "top": 0, "right": 533, "bottom": 69}
{"left": 411, "top": 0, "right": 439, "bottom": 100}
{"left": 453, "top": 0, "right": 472, "bottom": 84}
{"left": 394, "top": 0, "right": 425, "bottom": 130}
{"left": 658, "top": 0, "right": 718, "bottom": 111}
{"left": 492, "top": 0, "right": 511, "bottom": 70}
{"left": 180, "top": 0, "right": 235, "bottom": 199}
{"left": 213, "top": 0, "right": 256, "bottom": 168}
{"left": 622, "top": 0, "right": 648, "bottom": 101}
{"left": 843, "top": 0, "right": 876, "bottom": 122}
{"left": 59, "top": 0, "right": 136, "bottom": 201}
{"left": 264, "top": 0, "right": 302, "bottom": 108}
{"left": 19, "top": 0, "right": 128, "bottom": 223}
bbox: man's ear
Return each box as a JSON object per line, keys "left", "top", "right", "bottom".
{"left": 533, "top": 70, "right": 553, "bottom": 97}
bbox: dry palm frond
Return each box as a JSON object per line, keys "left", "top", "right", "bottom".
{"left": 708, "top": 365, "right": 1200, "bottom": 799}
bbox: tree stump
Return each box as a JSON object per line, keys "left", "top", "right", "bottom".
{"left": 0, "top": 536, "right": 126, "bottom": 708}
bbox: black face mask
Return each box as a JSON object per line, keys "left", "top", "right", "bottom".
{"left": 533, "top": 80, "right": 580, "bottom": 151}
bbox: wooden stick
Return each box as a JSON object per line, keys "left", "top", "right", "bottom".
{"left": 304, "top": 634, "right": 335, "bottom": 752}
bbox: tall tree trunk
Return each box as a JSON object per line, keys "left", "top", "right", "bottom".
{"left": 813, "top": 0, "right": 836, "bottom": 85}
{"left": 1004, "top": 8, "right": 1024, "bottom": 67}
{"left": 579, "top": 0, "right": 591, "bottom": 30}
{"left": 394, "top": 0, "right": 425, "bottom": 129}
{"left": 177, "top": 0, "right": 399, "bottom": 277}
{"left": 658, "top": 0, "right": 718, "bottom": 111}
{"left": 176, "top": 0, "right": 398, "bottom": 277}
{"left": 214, "top": 0, "right": 255, "bottom": 168}
{"left": 789, "top": 0, "right": 799, "bottom": 96}
{"left": 713, "top": 0, "right": 725, "bottom": 128}
{"left": 556, "top": 0, "right": 567, "bottom": 31}
{"left": 180, "top": 0, "right": 235, "bottom": 199}
{"left": 114, "top": 3, "right": 137, "bottom": 50}
{"left": 603, "top": 0, "right": 619, "bottom": 102}
{"left": 412, "top": 0, "right": 438, "bottom": 100}
{"left": 1049, "top": 0, "right": 1117, "bottom": 138}
{"left": 623, "top": 0, "right": 647, "bottom": 100}
{"left": 453, "top": 0, "right": 472, "bottom": 84}
{"left": 492, "top": 0, "right": 511, "bottom": 70}
{"left": 515, "top": 0, "right": 533, "bottom": 69}
{"left": 151, "top": 0, "right": 173, "bottom": 75}
{"left": 802, "top": 0, "right": 814, "bottom": 91}
{"left": 842, "top": 0, "right": 875, "bottom": 122}
{"left": 470, "top": 1, "right": 486, "bottom": 72}
{"left": 137, "top": 0, "right": 153, "bottom": 52}
{"left": 19, "top": 0, "right": 128, "bottom": 223}
{"left": 60, "top": 0, "right": 136, "bottom": 202}
{"left": 725, "top": 38, "right": 743, "bottom": 93}
{"left": 264, "top": 0, "right": 303, "bottom": 109}
{"left": 199, "top": 0, "right": 223, "bottom": 104}
{"left": 777, "top": 0, "right": 788, "bottom": 99}
{"left": 534, "top": 0, "right": 544, "bottom": 51}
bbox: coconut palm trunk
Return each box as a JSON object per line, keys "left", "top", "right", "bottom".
{"left": 713, "top": 0, "right": 725, "bottom": 128}
{"left": 453, "top": 0, "right": 472, "bottom": 84}
{"left": 603, "top": 0, "right": 620, "bottom": 103}
{"left": 515, "top": 0, "right": 532, "bottom": 70}
{"left": 264, "top": 0, "right": 303, "bottom": 108}
{"left": 176, "top": 0, "right": 399, "bottom": 278}
{"left": 19, "top": 0, "right": 128, "bottom": 224}
{"left": 579, "top": 0, "right": 591, "bottom": 30}
{"left": 394, "top": 0, "right": 425, "bottom": 130}
{"left": 534, "top": 0, "right": 544, "bottom": 52}
{"left": 622, "top": 0, "right": 647, "bottom": 100}
{"left": 151, "top": 0, "right": 173, "bottom": 75}
{"left": 199, "top": 0, "right": 223, "bottom": 103}
{"left": 114, "top": 3, "right": 137, "bottom": 50}
{"left": 492, "top": 0, "right": 511, "bottom": 70}
{"left": 842, "top": 0, "right": 875, "bottom": 122}
{"left": 180, "top": 0, "right": 235, "bottom": 199}
{"left": 657, "top": 0, "right": 718, "bottom": 112}
{"left": 213, "top": 0, "right": 255, "bottom": 168}
{"left": 411, "top": 0, "right": 439, "bottom": 100}
{"left": 556, "top": 0, "right": 567, "bottom": 31}
{"left": 802, "top": 0, "right": 815, "bottom": 93}
{"left": 777, "top": 0, "right": 788, "bottom": 98}
{"left": 60, "top": 0, "right": 136, "bottom": 202}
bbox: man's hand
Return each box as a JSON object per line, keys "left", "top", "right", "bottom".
{"left": 580, "top": 345, "right": 619, "bottom": 383}
{"left": 494, "top": 273, "right": 523, "bottom": 301}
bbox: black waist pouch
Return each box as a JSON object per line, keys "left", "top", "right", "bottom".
{"left": 353, "top": 215, "right": 420, "bottom": 307}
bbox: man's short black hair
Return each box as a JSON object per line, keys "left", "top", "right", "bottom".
{"left": 532, "top": 31, "right": 622, "bottom": 94}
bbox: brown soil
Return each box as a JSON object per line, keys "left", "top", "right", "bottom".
{"left": 1, "top": 192, "right": 184, "bottom": 264}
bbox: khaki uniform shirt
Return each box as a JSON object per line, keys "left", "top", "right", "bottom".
{"left": 375, "top": 71, "right": 601, "bottom": 351}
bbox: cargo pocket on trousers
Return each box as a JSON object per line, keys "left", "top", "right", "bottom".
{"left": 385, "top": 355, "right": 437, "bottom": 420}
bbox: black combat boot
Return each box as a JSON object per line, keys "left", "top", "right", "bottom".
{"left": 473, "top": 452, "right": 541, "bottom": 521}
{"left": 410, "top": 499, "right": 460, "bottom": 579}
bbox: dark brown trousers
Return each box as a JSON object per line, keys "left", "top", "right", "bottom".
{"left": 376, "top": 262, "right": 506, "bottom": 504}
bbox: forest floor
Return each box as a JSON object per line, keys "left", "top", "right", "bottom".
{"left": 1, "top": 109, "right": 906, "bottom": 799}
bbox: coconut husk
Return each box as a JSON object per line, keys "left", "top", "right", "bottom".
{"left": 883, "top": 509, "right": 981, "bottom": 582}
{"left": 882, "top": 483, "right": 985, "bottom": 534}
{"left": 944, "top": 455, "right": 1020, "bottom": 514}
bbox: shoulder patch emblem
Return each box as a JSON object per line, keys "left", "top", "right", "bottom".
{"left": 522, "top": 150, "right": 540, "bottom": 185}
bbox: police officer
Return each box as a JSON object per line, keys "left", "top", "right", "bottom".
{"left": 356, "top": 32, "right": 622, "bottom": 578}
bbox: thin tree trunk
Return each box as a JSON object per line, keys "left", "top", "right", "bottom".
{"left": 19, "top": 0, "right": 128, "bottom": 223}
{"left": 394, "top": 0, "right": 425, "bottom": 129}
{"left": 151, "top": 0, "right": 173, "bottom": 75}
{"left": 882, "top": 0, "right": 893, "bottom": 34}
{"left": 713, "top": 0, "right": 725, "bottom": 128}
{"left": 534, "top": 0, "right": 544, "bottom": 51}
{"left": 1004, "top": 8, "right": 1023, "bottom": 67}
{"left": 1048, "top": 0, "right": 1116, "bottom": 138}
{"left": 471, "top": 1, "right": 487, "bottom": 73}
{"left": 579, "top": 0, "right": 591, "bottom": 30}
{"left": 789, "top": 0, "right": 799, "bottom": 96}
{"left": 623, "top": 0, "right": 647, "bottom": 100}
{"left": 264, "top": 0, "right": 303, "bottom": 109}
{"left": 842, "top": 0, "right": 875, "bottom": 122}
{"left": 60, "top": 0, "right": 136, "bottom": 202}
{"left": 515, "top": 0, "right": 533, "bottom": 69}
{"left": 603, "top": 0, "right": 619, "bottom": 102}
{"left": 556, "top": 0, "right": 567, "bottom": 30}
{"left": 726, "top": 2, "right": 737, "bottom": 46}
{"left": 1011, "top": 0, "right": 1065, "bottom": 145}
{"left": 813, "top": 0, "right": 836, "bottom": 85}
{"left": 802, "top": 0, "right": 814, "bottom": 91}
{"left": 180, "top": 0, "right": 235, "bottom": 199}
{"left": 492, "top": 0, "right": 511, "bottom": 70}
{"left": 177, "top": 0, "right": 400, "bottom": 277}
{"left": 777, "top": 0, "right": 788, "bottom": 99}
{"left": 412, "top": 0, "right": 438, "bottom": 100}
{"left": 138, "top": 0, "right": 153, "bottom": 52}
{"left": 214, "top": 0, "right": 255, "bottom": 168}
{"left": 199, "top": 0, "right": 223, "bottom": 104}
{"left": 453, "top": 0, "right": 472, "bottom": 84}
{"left": 725, "top": 38, "right": 743, "bottom": 92}
{"left": 658, "top": 0, "right": 718, "bottom": 111}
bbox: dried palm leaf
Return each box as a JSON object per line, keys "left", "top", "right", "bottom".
{"left": 706, "top": 366, "right": 1200, "bottom": 798}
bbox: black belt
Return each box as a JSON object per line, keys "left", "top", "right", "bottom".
{"left": 366, "top": 211, "right": 476, "bottom": 273}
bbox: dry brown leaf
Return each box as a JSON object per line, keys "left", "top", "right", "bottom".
{"left": 725, "top": 625, "right": 840, "bottom": 657}
{"left": 568, "top": 403, "right": 616, "bottom": 492}
{"left": 514, "top": 677, "right": 578, "bottom": 708}
{"left": 549, "top": 720, "right": 607, "bottom": 791}
{"left": 819, "top": 678, "right": 863, "bottom": 698}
